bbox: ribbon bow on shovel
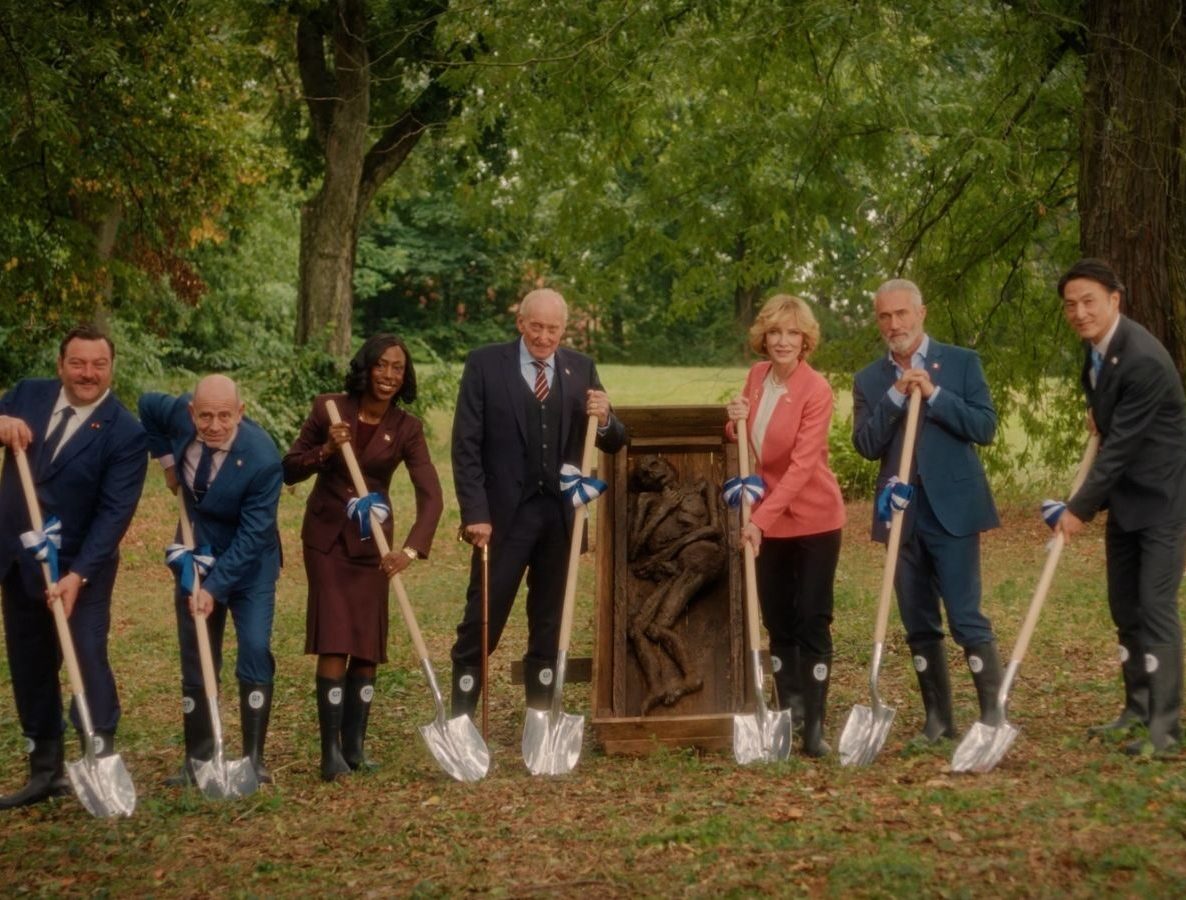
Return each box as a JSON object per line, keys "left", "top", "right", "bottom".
{"left": 952, "top": 434, "right": 1100, "bottom": 773}
{"left": 12, "top": 448, "right": 136, "bottom": 818}
{"left": 326, "top": 400, "right": 489, "bottom": 783}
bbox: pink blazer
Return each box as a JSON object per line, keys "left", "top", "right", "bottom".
{"left": 728, "top": 360, "right": 846, "bottom": 538}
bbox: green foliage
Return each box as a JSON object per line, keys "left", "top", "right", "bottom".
{"left": 828, "top": 413, "right": 880, "bottom": 501}
{"left": 237, "top": 344, "right": 342, "bottom": 451}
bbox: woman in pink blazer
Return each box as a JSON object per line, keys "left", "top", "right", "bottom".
{"left": 727, "top": 294, "right": 846, "bottom": 757}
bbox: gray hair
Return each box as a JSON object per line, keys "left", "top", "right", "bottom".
{"left": 874, "top": 278, "right": 924, "bottom": 307}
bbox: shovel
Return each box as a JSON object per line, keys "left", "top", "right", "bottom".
{"left": 326, "top": 400, "right": 489, "bottom": 783}
{"left": 952, "top": 434, "right": 1100, "bottom": 773}
{"left": 731, "top": 418, "right": 793, "bottom": 764}
{"left": 839, "top": 387, "right": 923, "bottom": 767}
{"left": 12, "top": 449, "right": 136, "bottom": 817}
{"left": 522, "top": 415, "right": 599, "bottom": 776}
{"left": 173, "top": 493, "right": 259, "bottom": 799}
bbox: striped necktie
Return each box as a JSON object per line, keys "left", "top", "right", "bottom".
{"left": 532, "top": 360, "right": 550, "bottom": 402}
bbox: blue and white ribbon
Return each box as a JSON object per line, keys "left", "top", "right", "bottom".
{"left": 1041, "top": 499, "right": 1066, "bottom": 529}
{"left": 722, "top": 475, "right": 766, "bottom": 508}
{"left": 347, "top": 492, "right": 390, "bottom": 540}
{"left": 20, "top": 516, "right": 63, "bottom": 582}
{"left": 876, "top": 476, "right": 914, "bottom": 523}
{"left": 560, "top": 463, "right": 607, "bottom": 508}
{"left": 165, "top": 544, "right": 215, "bottom": 595}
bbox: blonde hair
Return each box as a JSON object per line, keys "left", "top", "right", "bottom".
{"left": 748, "top": 294, "right": 821, "bottom": 359}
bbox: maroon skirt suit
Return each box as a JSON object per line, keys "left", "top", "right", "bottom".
{"left": 283, "top": 392, "right": 443, "bottom": 662}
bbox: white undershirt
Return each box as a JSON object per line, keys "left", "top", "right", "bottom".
{"left": 750, "top": 370, "right": 787, "bottom": 457}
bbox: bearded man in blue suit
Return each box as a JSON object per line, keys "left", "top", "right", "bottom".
{"left": 139, "top": 374, "right": 282, "bottom": 784}
{"left": 853, "top": 279, "right": 1002, "bottom": 743}
{"left": 0, "top": 325, "right": 147, "bottom": 808}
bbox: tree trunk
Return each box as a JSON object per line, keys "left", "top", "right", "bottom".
{"left": 1078, "top": 0, "right": 1186, "bottom": 373}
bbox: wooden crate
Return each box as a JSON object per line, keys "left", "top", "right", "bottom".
{"left": 591, "top": 405, "right": 750, "bottom": 755}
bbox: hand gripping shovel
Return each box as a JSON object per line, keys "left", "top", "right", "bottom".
{"left": 952, "top": 434, "right": 1100, "bottom": 773}
{"left": 732, "top": 418, "right": 792, "bottom": 764}
{"left": 12, "top": 449, "right": 136, "bottom": 817}
{"left": 839, "top": 388, "right": 923, "bottom": 767}
{"left": 326, "top": 400, "right": 489, "bottom": 783}
{"left": 173, "top": 493, "right": 259, "bottom": 799}
{"left": 522, "top": 415, "right": 599, "bottom": 776}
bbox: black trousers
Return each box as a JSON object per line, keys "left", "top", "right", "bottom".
{"left": 754, "top": 528, "right": 842, "bottom": 657}
{"left": 451, "top": 493, "right": 569, "bottom": 667}
{"left": 1105, "top": 516, "right": 1186, "bottom": 652}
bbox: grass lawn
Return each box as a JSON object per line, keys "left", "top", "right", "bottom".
{"left": 2, "top": 364, "right": 1184, "bottom": 898}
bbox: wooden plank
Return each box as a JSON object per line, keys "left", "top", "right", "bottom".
{"left": 616, "top": 405, "right": 727, "bottom": 439}
{"left": 592, "top": 714, "right": 735, "bottom": 755}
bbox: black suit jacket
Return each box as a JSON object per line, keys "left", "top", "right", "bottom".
{"left": 1067, "top": 315, "right": 1186, "bottom": 531}
{"left": 451, "top": 340, "right": 627, "bottom": 536}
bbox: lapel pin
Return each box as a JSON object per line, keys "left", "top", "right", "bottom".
{"left": 236, "top": 459, "right": 243, "bottom": 467}
{"left": 931, "top": 362, "right": 940, "bottom": 371}
{"left": 564, "top": 368, "right": 571, "bottom": 376}
{"left": 1110, "top": 356, "right": 1118, "bottom": 365}
{"left": 90, "top": 422, "right": 101, "bottom": 429}
{"left": 383, "top": 433, "right": 392, "bottom": 442}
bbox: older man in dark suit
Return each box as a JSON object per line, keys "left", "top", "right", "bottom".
{"left": 140, "top": 374, "right": 283, "bottom": 783}
{"left": 449, "top": 288, "right": 627, "bottom": 715}
{"left": 1056, "top": 258, "right": 1186, "bottom": 755}
{"left": 0, "top": 325, "right": 147, "bottom": 808}
{"left": 853, "top": 279, "right": 1002, "bottom": 742}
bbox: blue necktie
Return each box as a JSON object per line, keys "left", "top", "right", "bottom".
{"left": 192, "top": 442, "right": 215, "bottom": 500}
{"left": 1090, "top": 349, "right": 1104, "bottom": 385}
{"left": 42, "top": 407, "right": 75, "bottom": 463}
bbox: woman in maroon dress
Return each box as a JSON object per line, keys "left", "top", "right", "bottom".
{"left": 283, "top": 334, "right": 443, "bottom": 781}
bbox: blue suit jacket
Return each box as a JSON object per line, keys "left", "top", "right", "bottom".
{"left": 138, "top": 392, "right": 282, "bottom": 602}
{"left": 852, "top": 338, "right": 999, "bottom": 540}
{"left": 451, "top": 340, "right": 627, "bottom": 536}
{"left": 0, "top": 379, "right": 147, "bottom": 594}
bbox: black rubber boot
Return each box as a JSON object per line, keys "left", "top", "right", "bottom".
{"left": 911, "top": 641, "right": 955, "bottom": 742}
{"left": 770, "top": 644, "right": 805, "bottom": 735}
{"left": 523, "top": 656, "right": 554, "bottom": 711}
{"left": 316, "top": 676, "right": 350, "bottom": 782}
{"left": 341, "top": 675, "right": 377, "bottom": 772}
{"left": 239, "top": 681, "right": 273, "bottom": 784}
{"left": 0, "top": 737, "right": 70, "bottom": 809}
{"left": 965, "top": 641, "right": 1005, "bottom": 727}
{"left": 800, "top": 654, "right": 832, "bottom": 758}
{"left": 78, "top": 731, "right": 117, "bottom": 758}
{"left": 1125, "top": 645, "right": 1182, "bottom": 756}
{"left": 451, "top": 664, "right": 482, "bottom": 719}
{"left": 1088, "top": 640, "right": 1150, "bottom": 738}
{"left": 165, "top": 687, "right": 213, "bottom": 787}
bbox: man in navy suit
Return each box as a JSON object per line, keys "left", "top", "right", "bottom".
{"left": 0, "top": 325, "right": 147, "bottom": 809}
{"left": 140, "top": 374, "right": 282, "bottom": 783}
{"left": 449, "top": 289, "right": 627, "bottom": 715}
{"left": 1055, "top": 258, "right": 1186, "bottom": 755}
{"left": 853, "top": 279, "right": 1002, "bottom": 742}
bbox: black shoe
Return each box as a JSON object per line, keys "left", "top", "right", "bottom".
{"left": 165, "top": 687, "right": 213, "bottom": 787}
{"left": 0, "top": 737, "right": 70, "bottom": 809}
{"left": 240, "top": 681, "right": 273, "bottom": 784}
{"left": 965, "top": 641, "right": 1005, "bottom": 727}
{"left": 911, "top": 641, "right": 955, "bottom": 742}
{"left": 770, "top": 644, "right": 805, "bottom": 736}
{"left": 523, "top": 656, "right": 554, "bottom": 711}
{"left": 799, "top": 653, "right": 832, "bottom": 758}
{"left": 316, "top": 676, "right": 350, "bottom": 782}
{"left": 1088, "top": 640, "right": 1150, "bottom": 739}
{"left": 342, "top": 675, "right": 377, "bottom": 772}
{"left": 1123, "top": 644, "right": 1181, "bottom": 756}
{"left": 450, "top": 664, "right": 482, "bottom": 719}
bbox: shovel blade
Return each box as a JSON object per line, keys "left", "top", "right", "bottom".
{"left": 192, "top": 754, "right": 259, "bottom": 800}
{"left": 838, "top": 702, "right": 896, "bottom": 767}
{"left": 66, "top": 754, "right": 136, "bottom": 818}
{"left": 951, "top": 721, "right": 1020, "bottom": 774}
{"left": 418, "top": 714, "right": 490, "bottom": 783}
{"left": 733, "top": 709, "right": 793, "bottom": 765}
{"left": 522, "top": 708, "right": 584, "bottom": 776}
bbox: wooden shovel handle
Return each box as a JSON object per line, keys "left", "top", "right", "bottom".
{"left": 555, "top": 415, "right": 599, "bottom": 658}
{"left": 872, "top": 388, "right": 923, "bottom": 645}
{"left": 326, "top": 399, "right": 432, "bottom": 663}
{"left": 174, "top": 491, "right": 223, "bottom": 717}
{"left": 735, "top": 418, "right": 762, "bottom": 654}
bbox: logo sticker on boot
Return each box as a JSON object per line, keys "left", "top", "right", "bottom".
{"left": 968, "top": 655, "right": 984, "bottom": 674}
{"left": 24, "top": 737, "right": 34, "bottom": 754}
{"left": 360, "top": 685, "right": 374, "bottom": 703}
{"left": 182, "top": 696, "right": 196, "bottom": 714}
{"left": 92, "top": 734, "right": 105, "bottom": 755}
{"left": 459, "top": 674, "right": 475, "bottom": 693}
{"left": 539, "top": 668, "right": 554, "bottom": 687}
{"left": 249, "top": 690, "right": 265, "bottom": 710}
{"left": 913, "top": 655, "right": 928, "bottom": 673}
{"left": 771, "top": 655, "right": 783, "bottom": 673}
{"left": 813, "top": 663, "right": 829, "bottom": 682}
{"left": 1145, "top": 653, "right": 1159, "bottom": 674}
{"left": 328, "top": 687, "right": 343, "bottom": 705}
{"left": 1118, "top": 645, "right": 1130, "bottom": 663}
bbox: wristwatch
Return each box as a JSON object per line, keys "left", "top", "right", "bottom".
{"left": 402, "top": 547, "right": 418, "bottom": 561}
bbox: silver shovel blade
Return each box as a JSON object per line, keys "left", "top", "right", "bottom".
{"left": 838, "top": 702, "right": 896, "bottom": 767}
{"left": 418, "top": 714, "right": 490, "bottom": 783}
{"left": 733, "top": 709, "right": 793, "bottom": 765}
{"left": 522, "top": 708, "right": 584, "bottom": 776}
{"left": 192, "top": 754, "right": 259, "bottom": 800}
{"left": 951, "top": 721, "right": 1020, "bottom": 774}
{"left": 66, "top": 754, "right": 136, "bottom": 818}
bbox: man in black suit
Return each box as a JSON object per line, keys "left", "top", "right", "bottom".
{"left": 0, "top": 325, "right": 147, "bottom": 808}
{"left": 1056, "top": 258, "right": 1186, "bottom": 755}
{"left": 450, "top": 288, "right": 627, "bottom": 715}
